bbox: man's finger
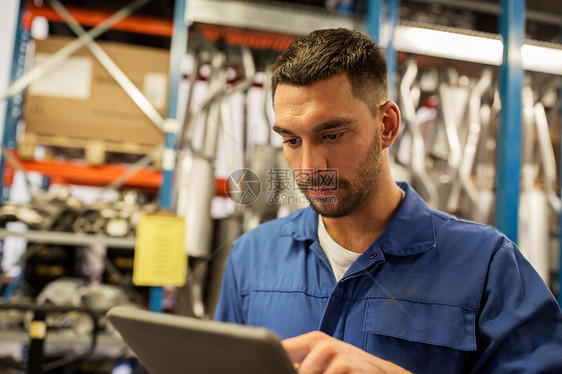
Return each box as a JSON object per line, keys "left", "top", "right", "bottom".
{"left": 281, "top": 331, "right": 325, "bottom": 365}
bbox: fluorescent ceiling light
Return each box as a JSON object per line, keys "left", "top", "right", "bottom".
{"left": 394, "top": 26, "right": 502, "bottom": 66}
{"left": 394, "top": 25, "right": 562, "bottom": 75}
{"left": 521, "top": 44, "right": 562, "bottom": 75}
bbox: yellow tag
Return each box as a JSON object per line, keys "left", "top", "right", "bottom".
{"left": 132, "top": 212, "right": 187, "bottom": 286}
{"left": 29, "top": 321, "right": 47, "bottom": 339}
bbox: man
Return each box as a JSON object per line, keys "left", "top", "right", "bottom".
{"left": 215, "top": 28, "right": 562, "bottom": 373}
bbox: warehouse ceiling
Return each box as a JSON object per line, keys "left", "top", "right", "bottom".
{"left": 278, "top": 0, "right": 562, "bottom": 43}
{"left": 400, "top": 0, "right": 561, "bottom": 44}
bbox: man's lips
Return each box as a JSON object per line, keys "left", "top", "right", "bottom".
{"left": 307, "top": 187, "right": 336, "bottom": 197}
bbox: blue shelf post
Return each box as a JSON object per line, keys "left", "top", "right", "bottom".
{"left": 149, "top": 0, "right": 188, "bottom": 313}
{"left": 0, "top": 0, "right": 28, "bottom": 298}
{"left": 366, "top": 0, "right": 399, "bottom": 101}
{"left": 495, "top": 0, "right": 525, "bottom": 243}
{"left": 385, "top": 0, "right": 399, "bottom": 101}
{"left": 366, "top": 0, "right": 384, "bottom": 44}
{"left": 1, "top": 0, "right": 28, "bottom": 202}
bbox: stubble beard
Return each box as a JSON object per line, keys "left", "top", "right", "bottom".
{"left": 300, "top": 131, "right": 383, "bottom": 218}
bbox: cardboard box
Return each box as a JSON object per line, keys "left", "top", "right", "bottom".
{"left": 23, "top": 36, "right": 168, "bottom": 147}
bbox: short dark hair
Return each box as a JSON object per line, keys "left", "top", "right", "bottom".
{"left": 271, "top": 28, "right": 388, "bottom": 113}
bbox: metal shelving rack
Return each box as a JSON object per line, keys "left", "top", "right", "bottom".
{"left": 0, "top": 3, "right": 188, "bottom": 367}
{"left": 0, "top": 0, "right": 186, "bottom": 316}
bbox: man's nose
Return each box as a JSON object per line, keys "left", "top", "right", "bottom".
{"left": 300, "top": 143, "right": 327, "bottom": 171}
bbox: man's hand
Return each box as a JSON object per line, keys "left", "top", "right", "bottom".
{"left": 282, "top": 331, "right": 412, "bottom": 374}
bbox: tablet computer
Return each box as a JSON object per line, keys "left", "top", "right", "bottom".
{"left": 106, "top": 306, "right": 297, "bottom": 374}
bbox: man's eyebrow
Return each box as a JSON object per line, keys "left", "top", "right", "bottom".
{"left": 272, "top": 125, "right": 293, "bottom": 135}
{"left": 273, "top": 118, "right": 353, "bottom": 135}
{"left": 314, "top": 118, "right": 353, "bottom": 132}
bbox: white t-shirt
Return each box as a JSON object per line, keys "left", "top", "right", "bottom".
{"left": 317, "top": 188, "right": 405, "bottom": 281}
{"left": 318, "top": 215, "right": 361, "bottom": 281}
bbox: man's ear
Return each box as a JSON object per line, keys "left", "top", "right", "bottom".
{"left": 379, "top": 101, "right": 401, "bottom": 149}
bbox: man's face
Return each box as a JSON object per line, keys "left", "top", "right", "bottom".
{"left": 273, "top": 73, "right": 383, "bottom": 218}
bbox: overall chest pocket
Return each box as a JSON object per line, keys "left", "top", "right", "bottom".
{"left": 363, "top": 298, "right": 477, "bottom": 374}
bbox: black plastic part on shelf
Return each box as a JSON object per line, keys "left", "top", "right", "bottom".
{"left": 23, "top": 245, "right": 80, "bottom": 299}
{"left": 0, "top": 302, "right": 102, "bottom": 374}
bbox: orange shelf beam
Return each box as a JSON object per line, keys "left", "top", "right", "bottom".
{"left": 16, "top": 158, "right": 162, "bottom": 189}
{"left": 194, "top": 23, "right": 298, "bottom": 52}
{"left": 23, "top": 2, "right": 174, "bottom": 37}
{"left": 3, "top": 156, "right": 228, "bottom": 197}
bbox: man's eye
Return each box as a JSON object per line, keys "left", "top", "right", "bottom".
{"left": 323, "top": 133, "right": 340, "bottom": 141}
{"left": 284, "top": 138, "right": 301, "bottom": 146}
